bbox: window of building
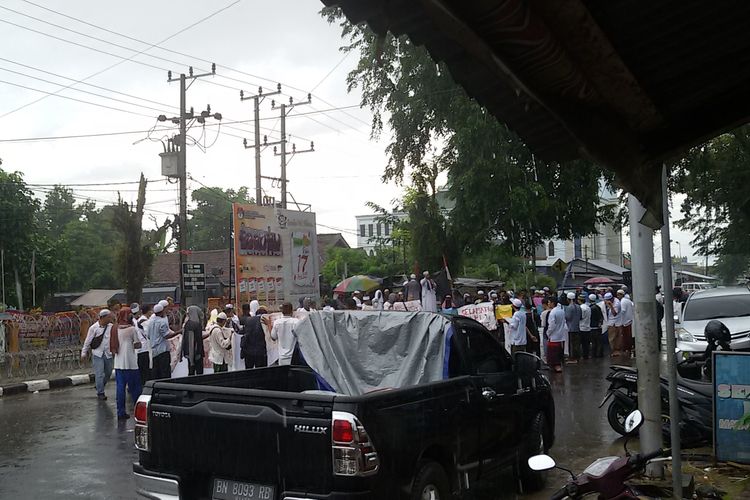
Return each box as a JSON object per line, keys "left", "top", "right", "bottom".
{"left": 548, "top": 241, "right": 555, "bottom": 257}
{"left": 574, "top": 237, "right": 582, "bottom": 259}
{"left": 376, "top": 223, "right": 382, "bottom": 236}
{"left": 384, "top": 223, "right": 390, "bottom": 236}
{"left": 368, "top": 224, "right": 373, "bottom": 237}
{"left": 359, "top": 224, "right": 366, "bottom": 237}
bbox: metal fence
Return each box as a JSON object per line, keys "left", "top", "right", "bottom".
{"left": 0, "top": 308, "right": 185, "bottom": 380}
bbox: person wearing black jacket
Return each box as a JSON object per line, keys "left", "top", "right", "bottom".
{"left": 241, "top": 307, "right": 268, "bottom": 368}
{"left": 181, "top": 305, "right": 207, "bottom": 376}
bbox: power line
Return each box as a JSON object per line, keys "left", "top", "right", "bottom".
{"left": 0, "top": 78, "right": 155, "bottom": 117}
{"left": 0, "top": 105, "right": 360, "bottom": 143}
{"left": 0, "top": 1, "right": 243, "bottom": 119}
{"left": 12, "top": 0, "right": 371, "bottom": 131}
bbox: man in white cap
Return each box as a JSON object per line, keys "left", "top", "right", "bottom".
{"left": 351, "top": 291, "right": 362, "bottom": 309}
{"left": 618, "top": 289, "right": 635, "bottom": 357}
{"left": 604, "top": 292, "right": 620, "bottom": 357}
{"left": 147, "top": 303, "right": 181, "bottom": 379}
{"left": 405, "top": 274, "right": 421, "bottom": 302}
{"left": 564, "top": 291, "right": 582, "bottom": 364}
{"left": 224, "top": 303, "right": 241, "bottom": 333}
{"left": 588, "top": 294, "right": 605, "bottom": 357}
{"left": 503, "top": 298, "right": 534, "bottom": 354}
{"left": 420, "top": 271, "right": 438, "bottom": 313}
{"left": 208, "top": 312, "right": 234, "bottom": 372}
{"left": 578, "top": 294, "right": 592, "bottom": 359}
{"left": 475, "top": 290, "right": 486, "bottom": 304}
{"left": 81, "top": 309, "right": 115, "bottom": 400}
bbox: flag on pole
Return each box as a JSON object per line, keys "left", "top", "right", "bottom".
{"left": 443, "top": 254, "right": 452, "bottom": 282}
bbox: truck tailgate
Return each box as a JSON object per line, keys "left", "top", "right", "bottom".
{"left": 143, "top": 384, "right": 336, "bottom": 498}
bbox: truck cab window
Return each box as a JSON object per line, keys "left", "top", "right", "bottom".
{"left": 455, "top": 326, "right": 512, "bottom": 375}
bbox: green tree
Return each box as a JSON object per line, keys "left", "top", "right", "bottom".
{"left": 111, "top": 174, "right": 171, "bottom": 303}
{"left": 324, "top": 9, "right": 607, "bottom": 270}
{"left": 60, "top": 206, "right": 120, "bottom": 291}
{"left": 672, "top": 125, "right": 750, "bottom": 265}
{"left": 321, "top": 247, "right": 371, "bottom": 285}
{"left": 189, "top": 186, "right": 251, "bottom": 251}
{"left": 0, "top": 169, "right": 40, "bottom": 309}
{"left": 42, "top": 185, "right": 81, "bottom": 230}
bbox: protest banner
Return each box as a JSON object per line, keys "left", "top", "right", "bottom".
{"left": 458, "top": 302, "right": 498, "bottom": 330}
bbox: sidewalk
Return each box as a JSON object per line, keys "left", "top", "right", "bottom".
{"left": 0, "top": 370, "right": 94, "bottom": 397}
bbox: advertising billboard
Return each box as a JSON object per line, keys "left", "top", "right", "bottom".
{"left": 714, "top": 351, "right": 750, "bottom": 463}
{"left": 232, "top": 203, "right": 319, "bottom": 310}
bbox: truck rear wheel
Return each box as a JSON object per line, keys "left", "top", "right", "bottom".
{"left": 410, "top": 461, "right": 450, "bottom": 500}
{"left": 519, "top": 412, "right": 547, "bottom": 493}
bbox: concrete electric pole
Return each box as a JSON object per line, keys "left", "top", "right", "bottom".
{"left": 240, "top": 84, "right": 282, "bottom": 205}
{"left": 628, "top": 194, "right": 663, "bottom": 478}
{"left": 158, "top": 65, "right": 222, "bottom": 306}
{"left": 271, "top": 95, "right": 314, "bottom": 209}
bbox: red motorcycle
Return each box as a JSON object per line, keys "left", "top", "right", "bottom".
{"left": 528, "top": 410, "right": 670, "bottom": 499}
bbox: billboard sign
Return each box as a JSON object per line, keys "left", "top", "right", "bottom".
{"left": 233, "top": 203, "right": 319, "bottom": 310}
{"left": 714, "top": 351, "right": 750, "bottom": 463}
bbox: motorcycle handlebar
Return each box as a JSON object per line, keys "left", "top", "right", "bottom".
{"left": 628, "top": 448, "right": 669, "bottom": 467}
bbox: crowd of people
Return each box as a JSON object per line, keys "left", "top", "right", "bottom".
{"left": 80, "top": 298, "right": 306, "bottom": 420}
{"left": 77, "top": 279, "right": 663, "bottom": 416}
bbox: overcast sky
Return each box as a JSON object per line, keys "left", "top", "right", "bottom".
{"left": 0, "top": 0, "right": 704, "bottom": 265}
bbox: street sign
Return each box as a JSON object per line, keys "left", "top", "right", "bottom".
{"left": 182, "top": 263, "right": 206, "bottom": 291}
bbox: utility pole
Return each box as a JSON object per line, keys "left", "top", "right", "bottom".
{"left": 271, "top": 95, "right": 313, "bottom": 209}
{"left": 628, "top": 194, "right": 663, "bottom": 478}
{"left": 240, "top": 84, "right": 282, "bottom": 205}
{"left": 158, "top": 65, "right": 222, "bottom": 306}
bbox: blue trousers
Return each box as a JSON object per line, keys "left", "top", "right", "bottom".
{"left": 92, "top": 355, "right": 113, "bottom": 395}
{"left": 115, "top": 369, "right": 142, "bottom": 417}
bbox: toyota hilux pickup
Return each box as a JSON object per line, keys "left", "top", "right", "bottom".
{"left": 133, "top": 311, "right": 555, "bottom": 500}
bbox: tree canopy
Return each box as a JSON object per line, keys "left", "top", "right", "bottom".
{"left": 324, "top": 8, "right": 608, "bottom": 272}
{"left": 189, "top": 186, "right": 251, "bottom": 251}
{"left": 672, "top": 125, "right": 750, "bottom": 283}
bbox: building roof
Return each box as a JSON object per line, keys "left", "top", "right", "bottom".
{"left": 71, "top": 289, "right": 120, "bottom": 307}
{"left": 676, "top": 270, "right": 719, "bottom": 281}
{"left": 325, "top": 0, "right": 750, "bottom": 226}
{"left": 317, "top": 233, "right": 350, "bottom": 250}
{"left": 150, "top": 249, "right": 232, "bottom": 285}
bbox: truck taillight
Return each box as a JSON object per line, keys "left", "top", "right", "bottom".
{"left": 332, "top": 411, "right": 379, "bottom": 477}
{"left": 134, "top": 395, "right": 151, "bottom": 452}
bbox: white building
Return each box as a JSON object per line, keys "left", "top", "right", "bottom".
{"left": 355, "top": 212, "right": 408, "bottom": 255}
{"left": 535, "top": 181, "right": 623, "bottom": 267}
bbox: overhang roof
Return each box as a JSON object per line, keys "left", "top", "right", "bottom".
{"left": 324, "top": 0, "right": 750, "bottom": 226}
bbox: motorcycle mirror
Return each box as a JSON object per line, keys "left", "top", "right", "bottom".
{"left": 624, "top": 410, "right": 644, "bottom": 434}
{"left": 527, "top": 454, "right": 556, "bottom": 472}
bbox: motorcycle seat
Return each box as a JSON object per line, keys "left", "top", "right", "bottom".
{"left": 677, "top": 377, "right": 713, "bottom": 397}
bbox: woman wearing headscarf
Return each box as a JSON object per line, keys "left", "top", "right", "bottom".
{"left": 111, "top": 307, "right": 142, "bottom": 419}
{"left": 373, "top": 290, "right": 384, "bottom": 310}
{"left": 182, "top": 305, "right": 207, "bottom": 376}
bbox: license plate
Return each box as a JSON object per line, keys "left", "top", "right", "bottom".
{"left": 598, "top": 390, "right": 613, "bottom": 408}
{"left": 212, "top": 478, "right": 275, "bottom": 500}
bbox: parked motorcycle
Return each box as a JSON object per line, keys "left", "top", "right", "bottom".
{"left": 529, "top": 410, "right": 670, "bottom": 499}
{"left": 599, "top": 320, "right": 730, "bottom": 446}
{"left": 677, "top": 319, "right": 733, "bottom": 381}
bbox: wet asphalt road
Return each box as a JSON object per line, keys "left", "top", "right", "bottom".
{"left": 0, "top": 356, "right": 633, "bottom": 499}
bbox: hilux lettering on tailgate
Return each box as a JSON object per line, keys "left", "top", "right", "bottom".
{"left": 294, "top": 424, "right": 328, "bottom": 435}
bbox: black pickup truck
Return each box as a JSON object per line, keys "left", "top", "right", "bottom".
{"left": 133, "top": 314, "right": 555, "bottom": 500}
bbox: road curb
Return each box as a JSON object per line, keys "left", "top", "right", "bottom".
{"left": 0, "top": 373, "right": 95, "bottom": 397}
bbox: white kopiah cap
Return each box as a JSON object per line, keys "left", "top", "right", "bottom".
{"left": 153, "top": 304, "right": 164, "bottom": 313}
{"left": 566, "top": 292, "right": 576, "bottom": 300}
{"left": 98, "top": 309, "right": 111, "bottom": 318}
{"left": 589, "top": 294, "right": 597, "bottom": 301}
{"left": 604, "top": 292, "right": 613, "bottom": 300}
{"left": 511, "top": 298, "right": 523, "bottom": 308}
{"left": 217, "top": 312, "right": 228, "bottom": 320}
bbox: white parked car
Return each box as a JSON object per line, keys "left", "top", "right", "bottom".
{"left": 675, "top": 286, "right": 750, "bottom": 354}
